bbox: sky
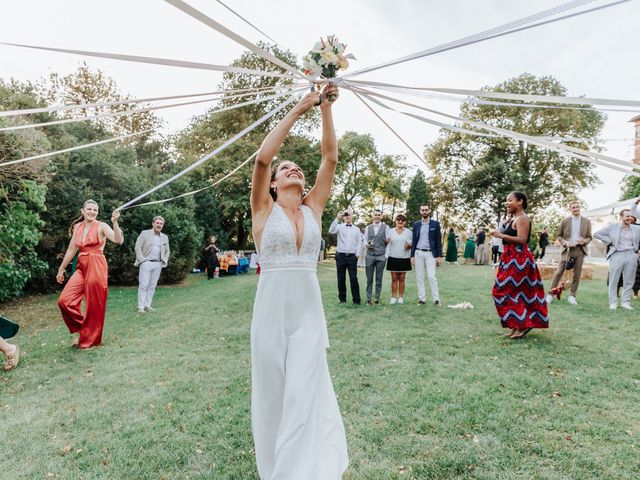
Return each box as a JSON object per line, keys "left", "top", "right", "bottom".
{"left": 1, "top": 0, "right": 638, "bottom": 210}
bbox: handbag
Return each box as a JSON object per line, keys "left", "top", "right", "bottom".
{"left": 565, "top": 255, "right": 576, "bottom": 271}
{"left": 0, "top": 315, "right": 20, "bottom": 339}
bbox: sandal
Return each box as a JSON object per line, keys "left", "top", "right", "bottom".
{"left": 510, "top": 328, "right": 533, "bottom": 340}
{"left": 503, "top": 329, "right": 517, "bottom": 337}
{"left": 3, "top": 345, "right": 20, "bottom": 371}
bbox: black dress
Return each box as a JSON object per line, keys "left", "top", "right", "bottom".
{"left": 205, "top": 244, "right": 220, "bottom": 279}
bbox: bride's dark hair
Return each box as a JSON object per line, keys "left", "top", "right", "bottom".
{"left": 269, "top": 161, "right": 305, "bottom": 201}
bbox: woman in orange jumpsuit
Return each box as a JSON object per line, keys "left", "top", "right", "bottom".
{"left": 57, "top": 200, "right": 124, "bottom": 348}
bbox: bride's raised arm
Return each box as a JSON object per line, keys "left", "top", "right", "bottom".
{"left": 250, "top": 89, "right": 324, "bottom": 218}
{"left": 303, "top": 84, "right": 339, "bottom": 216}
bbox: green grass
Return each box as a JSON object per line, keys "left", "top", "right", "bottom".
{"left": 1, "top": 263, "right": 639, "bottom": 479}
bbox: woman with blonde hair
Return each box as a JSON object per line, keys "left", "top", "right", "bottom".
{"left": 57, "top": 200, "right": 123, "bottom": 348}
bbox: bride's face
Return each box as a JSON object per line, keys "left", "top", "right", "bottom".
{"left": 273, "top": 161, "right": 305, "bottom": 191}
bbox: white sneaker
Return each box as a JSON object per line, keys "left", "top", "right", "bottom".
{"left": 137, "top": 308, "right": 145, "bottom": 314}
{"left": 398, "top": 297, "right": 404, "bottom": 304}
{"left": 567, "top": 296, "right": 577, "bottom": 305}
{"left": 621, "top": 303, "right": 634, "bottom": 310}
{"left": 609, "top": 304, "right": 617, "bottom": 310}
{"left": 545, "top": 294, "right": 553, "bottom": 304}
{"left": 390, "top": 297, "right": 397, "bottom": 305}
{"left": 145, "top": 306, "right": 156, "bottom": 312}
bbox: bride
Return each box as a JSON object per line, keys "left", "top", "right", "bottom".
{"left": 250, "top": 84, "right": 348, "bottom": 479}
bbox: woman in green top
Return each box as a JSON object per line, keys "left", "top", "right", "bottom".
{"left": 463, "top": 228, "right": 476, "bottom": 264}
{"left": 445, "top": 227, "right": 458, "bottom": 264}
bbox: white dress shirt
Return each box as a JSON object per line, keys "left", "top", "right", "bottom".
{"left": 329, "top": 220, "right": 362, "bottom": 254}
{"left": 571, "top": 216, "right": 582, "bottom": 243}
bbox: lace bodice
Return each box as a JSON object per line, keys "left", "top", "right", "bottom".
{"left": 258, "top": 203, "right": 321, "bottom": 272}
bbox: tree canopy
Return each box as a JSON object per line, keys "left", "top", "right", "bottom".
{"left": 425, "top": 73, "right": 606, "bottom": 226}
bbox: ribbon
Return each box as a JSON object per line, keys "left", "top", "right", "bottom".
{"left": 351, "top": 91, "right": 427, "bottom": 165}
{"left": 0, "top": 42, "right": 297, "bottom": 80}
{"left": 120, "top": 152, "right": 257, "bottom": 210}
{"left": 214, "top": 0, "right": 283, "bottom": 49}
{"left": 0, "top": 86, "right": 301, "bottom": 132}
{"left": 0, "top": 84, "right": 301, "bottom": 118}
{"left": 347, "top": 80, "right": 640, "bottom": 109}
{"left": 345, "top": 80, "right": 639, "bottom": 113}
{"left": 117, "top": 92, "right": 301, "bottom": 210}
{"left": 0, "top": 130, "right": 151, "bottom": 167}
{"left": 344, "top": 0, "right": 631, "bottom": 78}
{"left": 163, "top": 0, "right": 305, "bottom": 80}
{"left": 349, "top": 86, "right": 640, "bottom": 177}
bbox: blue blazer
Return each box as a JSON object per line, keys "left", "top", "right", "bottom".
{"left": 410, "top": 219, "right": 442, "bottom": 258}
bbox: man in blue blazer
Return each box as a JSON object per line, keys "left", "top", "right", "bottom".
{"left": 410, "top": 204, "right": 443, "bottom": 306}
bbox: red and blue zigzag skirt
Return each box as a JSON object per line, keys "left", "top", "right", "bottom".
{"left": 493, "top": 243, "right": 549, "bottom": 329}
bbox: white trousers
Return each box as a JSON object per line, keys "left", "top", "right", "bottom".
{"left": 608, "top": 251, "right": 638, "bottom": 306}
{"left": 414, "top": 250, "right": 440, "bottom": 302}
{"left": 138, "top": 261, "right": 162, "bottom": 309}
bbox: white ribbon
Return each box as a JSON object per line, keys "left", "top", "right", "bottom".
{"left": 120, "top": 152, "right": 257, "bottom": 210}
{"left": 347, "top": 80, "right": 640, "bottom": 109}
{"left": 0, "top": 86, "right": 300, "bottom": 132}
{"left": 0, "top": 130, "right": 151, "bottom": 167}
{"left": 117, "top": 92, "right": 300, "bottom": 210}
{"left": 0, "top": 84, "right": 301, "bottom": 118}
{"left": 350, "top": 86, "right": 640, "bottom": 177}
{"left": 163, "top": 0, "right": 305, "bottom": 80}
{"left": 345, "top": 80, "right": 639, "bottom": 113}
{"left": 214, "top": 0, "right": 283, "bottom": 49}
{"left": 0, "top": 42, "right": 297, "bottom": 80}
{"left": 351, "top": 91, "right": 427, "bottom": 165}
{"left": 344, "top": 0, "right": 630, "bottom": 78}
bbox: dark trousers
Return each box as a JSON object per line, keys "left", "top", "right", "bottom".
{"left": 539, "top": 245, "right": 547, "bottom": 259}
{"left": 491, "top": 246, "right": 501, "bottom": 264}
{"left": 336, "top": 252, "right": 360, "bottom": 304}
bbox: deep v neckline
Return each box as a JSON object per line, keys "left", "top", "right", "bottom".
{"left": 275, "top": 203, "right": 305, "bottom": 255}
{"left": 80, "top": 221, "right": 96, "bottom": 246}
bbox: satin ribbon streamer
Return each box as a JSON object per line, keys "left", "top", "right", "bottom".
{"left": 0, "top": 84, "right": 300, "bottom": 118}
{"left": 348, "top": 86, "right": 640, "bottom": 177}
{"left": 0, "top": 130, "right": 151, "bottom": 167}
{"left": 117, "top": 92, "right": 300, "bottom": 210}
{"left": 0, "top": 42, "right": 297, "bottom": 80}
{"left": 0, "top": 87, "right": 300, "bottom": 132}
{"left": 163, "top": 0, "right": 305, "bottom": 80}
{"left": 120, "top": 152, "right": 257, "bottom": 210}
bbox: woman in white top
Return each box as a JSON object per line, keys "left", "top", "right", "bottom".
{"left": 249, "top": 84, "right": 348, "bottom": 479}
{"left": 385, "top": 214, "right": 413, "bottom": 304}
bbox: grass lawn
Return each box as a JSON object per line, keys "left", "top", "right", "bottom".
{"left": 1, "top": 262, "right": 638, "bottom": 479}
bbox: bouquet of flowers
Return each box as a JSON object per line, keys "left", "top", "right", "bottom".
{"left": 302, "top": 35, "right": 355, "bottom": 79}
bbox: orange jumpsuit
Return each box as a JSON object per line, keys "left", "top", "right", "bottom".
{"left": 58, "top": 222, "right": 109, "bottom": 348}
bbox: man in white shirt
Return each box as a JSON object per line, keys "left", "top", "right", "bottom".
{"left": 135, "top": 216, "right": 170, "bottom": 313}
{"left": 547, "top": 200, "right": 592, "bottom": 305}
{"left": 595, "top": 204, "right": 640, "bottom": 310}
{"left": 329, "top": 209, "right": 362, "bottom": 304}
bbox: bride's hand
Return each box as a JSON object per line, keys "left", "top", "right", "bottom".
{"left": 320, "top": 84, "right": 339, "bottom": 106}
{"left": 293, "top": 90, "right": 323, "bottom": 116}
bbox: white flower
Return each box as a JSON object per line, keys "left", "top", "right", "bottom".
{"left": 312, "top": 41, "right": 324, "bottom": 54}
{"left": 319, "top": 49, "right": 339, "bottom": 66}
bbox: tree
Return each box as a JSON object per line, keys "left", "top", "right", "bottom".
{"left": 405, "top": 170, "right": 429, "bottom": 224}
{"left": 620, "top": 175, "right": 640, "bottom": 200}
{"left": 37, "top": 63, "right": 161, "bottom": 143}
{"left": 0, "top": 79, "right": 50, "bottom": 301}
{"left": 425, "top": 73, "right": 605, "bottom": 225}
